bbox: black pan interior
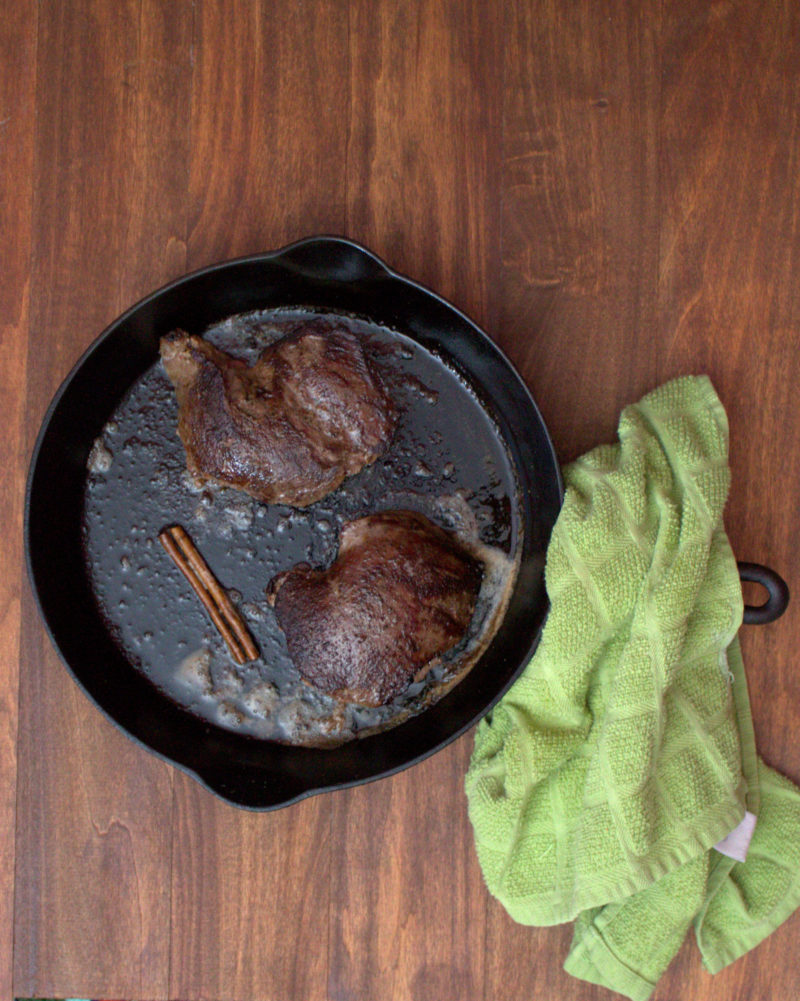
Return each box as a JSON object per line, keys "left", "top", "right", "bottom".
{"left": 83, "top": 306, "right": 521, "bottom": 744}
{"left": 25, "top": 237, "right": 563, "bottom": 809}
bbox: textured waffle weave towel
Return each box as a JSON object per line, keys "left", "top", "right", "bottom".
{"left": 466, "top": 376, "right": 800, "bottom": 1000}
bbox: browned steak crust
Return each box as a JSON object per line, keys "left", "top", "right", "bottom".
{"left": 269, "top": 511, "right": 482, "bottom": 706}
{"left": 160, "top": 321, "right": 396, "bottom": 506}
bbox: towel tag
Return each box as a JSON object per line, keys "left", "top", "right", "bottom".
{"left": 714, "top": 811, "right": 757, "bottom": 863}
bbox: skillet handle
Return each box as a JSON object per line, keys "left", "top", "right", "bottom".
{"left": 738, "top": 562, "right": 790, "bottom": 625}
{"left": 276, "top": 236, "right": 392, "bottom": 284}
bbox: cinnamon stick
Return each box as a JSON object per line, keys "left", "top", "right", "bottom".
{"left": 159, "top": 525, "right": 258, "bottom": 664}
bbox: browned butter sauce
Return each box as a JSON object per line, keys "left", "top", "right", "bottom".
{"left": 82, "top": 308, "right": 521, "bottom": 746}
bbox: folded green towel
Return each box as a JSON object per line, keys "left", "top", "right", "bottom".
{"left": 466, "top": 375, "right": 800, "bottom": 1000}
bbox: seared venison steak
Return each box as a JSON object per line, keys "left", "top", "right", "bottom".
{"left": 269, "top": 510, "right": 482, "bottom": 706}
{"left": 160, "top": 321, "right": 396, "bottom": 507}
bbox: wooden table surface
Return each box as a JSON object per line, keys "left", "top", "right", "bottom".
{"left": 3, "top": 2, "right": 799, "bottom": 999}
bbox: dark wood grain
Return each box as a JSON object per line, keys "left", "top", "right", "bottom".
{"left": 498, "top": 1, "right": 662, "bottom": 466}
{"left": 344, "top": 0, "right": 502, "bottom": 328}
{"left": 14, "top": 2, "right": 193, "bottom": 996}
{"left": 185, "top": 0, "right": 349, "bottom": 260}
{"left": 0, "top": 2, "right": 37, "bottom": 998}
{"left": 169, "top": 3, "right": 348, "bottom": 998}
{"left": 171, "top": 789, "right": 331, "bottom": 1001}
{"left": 5, "top": 0, "right": 800, "bottom": 999}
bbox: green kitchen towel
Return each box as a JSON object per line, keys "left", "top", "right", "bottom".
{"left": 466, "top": 375, "right": 800, "bottom": 1000}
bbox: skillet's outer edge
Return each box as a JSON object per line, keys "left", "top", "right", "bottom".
{"left": 24, "top": 235, "right": 564, "bottom": 810}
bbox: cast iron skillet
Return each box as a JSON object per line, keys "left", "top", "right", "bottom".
{"left": 24, "top": 236, "right": 789, "bottom": 810}
{"left": 26, "top": 236, "right": 564, "bottom": 808}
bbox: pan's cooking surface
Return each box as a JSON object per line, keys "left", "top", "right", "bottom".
{"left": 82, "top": 308, "right": 521, "bottom": 745}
